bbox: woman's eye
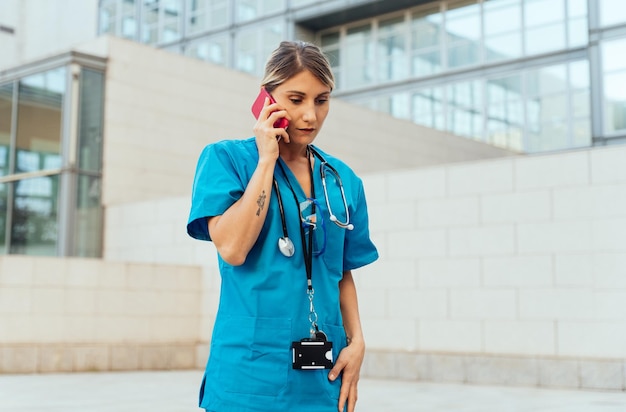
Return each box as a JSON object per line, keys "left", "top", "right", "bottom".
{"left": 290, "top": 99, "right": 302, "bottom": 104}
{"left": 316, "top": 99, "right": 328, "bottom": 104}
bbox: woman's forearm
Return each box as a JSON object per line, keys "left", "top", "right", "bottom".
{"left": 339, "top": 270, "right": 364, "bottom": 346}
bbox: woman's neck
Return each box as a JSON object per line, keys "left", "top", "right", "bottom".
{"left": 279, "top": 144, "right": 309, "bottom": 163}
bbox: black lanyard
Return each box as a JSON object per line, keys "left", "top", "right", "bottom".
{"left": 275, "top": 147, "right": 315, "bottom": 292}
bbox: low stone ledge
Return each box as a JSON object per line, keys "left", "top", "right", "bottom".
{"left": 0, "top": 343, "right": 198, "bottom": 374}
{"left": 361, "top": 350, "right": 626, "bottom": 392}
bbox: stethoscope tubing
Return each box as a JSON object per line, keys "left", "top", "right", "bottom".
{"left": 311, "top": 146, "right": 353, "bottom": 231}
{"left": 273, "top": 145, "right": 353, "bottom": 258}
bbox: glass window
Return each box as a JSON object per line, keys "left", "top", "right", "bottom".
{"left": 0, "top": 178, "right": 6, "bottom": 254}
{"left": 526, "top": 64, "right": 574, "bottom": 151}
{"left": 0, "top": 83, "right": 12, "bottom": 177}
{"left": 186, "top": 35, "right": 229, "bottom": 66}
{"left": 74, "top": 175, "right": 102, "bottom": 257}
{"left": 0, "top": 83, "right": 11, "bottom": 255}
{"left": 142, "top": 0, "right": 159, "bottom": 44}
{"left": 411, "top": 5, "right": 442, "bottom": 77}
{"left": 570, "top": 60, "right": 591, "bottom": 119}
{"left": 567, "top": 0, "right": 587, "bottom": 48}
{"left": 188, "top": 0, "right": 229, "bottom": 34}
{"left": 291, "top": 0, "right": 317, "bottom": 6}
{"left": 447, "top": 80, "right": 483, "bottom": 140}
{"left": 162, "top": 0, "right": 183, "bottom": 43}
{"left": 487, "top": 74, "right": 523, "bottom": 150}
{"left": 484, "top": 0, "right": 522, "bottom": 62}
{"left": 78, "top": 69, "right": 105, "bottom": 172}
{"left": 412, "top": 87, "right": 444, "bottom": 130}
{"left": 602, "top": 38, "right": 626, "bottom": 134}
{"left": 567, "top": 17, "right": 587, "bottom": 48}
{"left": 377, "top": 16, "right": 408, "bottom": 83}
{"left": 321, "top": 32, "right": 341, "bottom": 88}
{"left": 345, "top": 24, "right": 374, "bottom": 89}
{"left": 10, "top": 175, "right": 59, "bottom": 256}
{"left": 598, "top": 0, "right": 626, "bottom": 27}
{"left": 235, "top": 22, "right": 284, "bottom": 77}
{"left": 100, "top": 0, "right": 137, "bottom": 38}
{"left": 237, "top": 0, "right": 285, "bottom": 22}
{"left": 16, "top": 68, "right": 66, "bottom": 174}
{"left": 445, "top": 0, "right": 481, "bottom": 69}
{"left": 604, "top": 72, "right": 626, "bottom": 133}
{"left": 524, "top": 0, "right": 566, "bottom": 55}
{"left": 378, "top": 92, "right": 410, "bottom": 120}
{"left": 525, "top": 0, "right": 564, "bottom": 26}
{"left": 525, "top": 24, "right": 566, "bottom": 55}
{"left": 237, "top": 0, "right": 256, "bottom": 21}
{"left": 569, "top": 60, "right": 592, "bottom": 147}
{"left": 235, "top": 30, "right": 257, "bottom": 73}
{"left": 99, "top": 0, "right": 117, "bottom": 35}
{"left": 120, "top": 0, "right": 138, "bottom": 40}
{"left": 523, "top": 60, "right": 590, "bottom": 151}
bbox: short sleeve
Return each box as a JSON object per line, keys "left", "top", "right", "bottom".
{"left": 343, "top": 180, "right": 379, "bottom": 271}
{"left": 187, "top": 142, "right": 246, "bottom": 241}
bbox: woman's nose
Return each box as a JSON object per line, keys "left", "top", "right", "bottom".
{"left": 301, "top": 102, "right": 316, "bottom": 122}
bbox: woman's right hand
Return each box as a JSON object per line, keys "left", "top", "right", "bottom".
{"left": 253, "top": 97, "right": 290, "bottom": 162}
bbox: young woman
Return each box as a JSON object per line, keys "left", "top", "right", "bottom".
{"left": 187, "top": 40, "right": 378, "bottom": 412}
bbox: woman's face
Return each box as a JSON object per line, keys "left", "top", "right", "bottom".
{"left": 272, "top": 70, "right": 331, "bottom": 146}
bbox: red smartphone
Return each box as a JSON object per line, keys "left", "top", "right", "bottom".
{"left": 251, "top": 88, "right": 289, "bottom": 129}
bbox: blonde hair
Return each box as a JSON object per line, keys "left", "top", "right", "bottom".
{"left": 261, "top": 41, "right": 335, "bottom": 93}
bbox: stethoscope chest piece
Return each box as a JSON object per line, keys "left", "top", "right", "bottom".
{"left": 278, "top": 236, "right": 295, "bottom": 257}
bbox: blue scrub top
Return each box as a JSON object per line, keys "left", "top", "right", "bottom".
{"left": 187, "top": 138, "right": 378, "bottom": 412}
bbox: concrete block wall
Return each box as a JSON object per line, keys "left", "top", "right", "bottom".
{"left": 358, "top": 144, "right": 626, "bottom": 390}
{"left": 103, "top": 143, "right": 626, "bottom": 390}
{"left": 0, "top": 256, "right": 202, "bottom": 373}
{"left": 104, "top": 197, "right": 221, "bottom": 368}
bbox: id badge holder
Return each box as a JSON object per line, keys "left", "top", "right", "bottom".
{"left": 291, "top": 331, "right": 333, "bottom": 370}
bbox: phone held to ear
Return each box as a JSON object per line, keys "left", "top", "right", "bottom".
{"left": 251, "top": 87, "right": 289, "bottom": 129}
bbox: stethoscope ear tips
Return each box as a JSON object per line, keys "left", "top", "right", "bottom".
{"left": 347, "top": 224, "right": 354, "bottom": 230}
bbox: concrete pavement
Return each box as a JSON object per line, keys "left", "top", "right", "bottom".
{"left": 1, "top": 370, "right": 626, "bottom": 411}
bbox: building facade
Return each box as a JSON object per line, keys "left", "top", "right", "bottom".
{"left": 98, "top": 0, "right": 626, "bottom": 153}
{"left": 2, "top": 0, "right": 626, "bottom": 391}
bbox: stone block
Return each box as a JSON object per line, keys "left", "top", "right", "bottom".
{"left": 539, "top": 358, "right": 580, "bottom": 389}
{"left": 1, "top": 346, "right": 38, "bottom": 373}
{"left": 111, "top": 346, "right": 140, "bottom": 371}
{"left": 428, "top": 354, "right": 465, "bottom": 383}
{"left": 580, "top": 360, "right": 624, "bottom": 390}
{"left": 39, "top": 345, "right": 74, "bottom": 373}
{"left": 73, "top": 345, "right": 110, "bottom": 372}
{"left": 465, "top": 355, "right": 539, "bottom": 386}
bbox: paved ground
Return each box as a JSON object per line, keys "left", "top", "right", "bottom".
{"left": 1, "top": 370, "right": 626, "bottom": 411}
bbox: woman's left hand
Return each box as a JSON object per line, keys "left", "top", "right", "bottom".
{"left": 328, "top": 338, "right": 365, "bottom": 412}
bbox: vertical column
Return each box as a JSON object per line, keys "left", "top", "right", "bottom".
{"left": 57, "top": 63, "right": 81, "bottom": 256}
{"left": 587, "top": 0, "right": 605, "bottom": 144}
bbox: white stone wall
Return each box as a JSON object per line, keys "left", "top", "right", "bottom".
{"left": 0, "top": 256, "right": 202, "bottom": 373}
{"left": 103, "top": 144, "right": 626, "bottom": 389}
{"left": 361, "top": 145, "right": 626, "bottom": 360}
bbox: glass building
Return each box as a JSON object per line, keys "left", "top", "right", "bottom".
{"left": 0, "top": 54, "right": 105, "bottom": 257}
{"left": 98, "top": 0, "right": 626, "bottom": 153}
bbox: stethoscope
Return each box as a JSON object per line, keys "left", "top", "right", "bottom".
{"left": 274, "top": 145, "right": 353, "bottom": 258}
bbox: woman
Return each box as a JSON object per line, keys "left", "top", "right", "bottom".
{"left": 187, "top": 40, "right": 378, "bottom": 412}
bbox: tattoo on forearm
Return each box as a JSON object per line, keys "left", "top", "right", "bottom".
{"left": 256, "top": 190, "right": 267, "bottom": 216}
